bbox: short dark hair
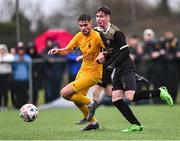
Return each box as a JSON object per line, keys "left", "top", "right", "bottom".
{"left": 96, "top": 6, "right": 111, "bottom": 15}
{"left": 78, "top": 14, "right": 92, "bottom": 22}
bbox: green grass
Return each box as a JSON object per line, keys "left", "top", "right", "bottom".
{"left": 0, "top": 105, "right": 180, "bottom": 140}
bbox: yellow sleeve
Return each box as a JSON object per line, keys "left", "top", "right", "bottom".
{"left": 66, "top": 33, "right": 79, "bottom": 50}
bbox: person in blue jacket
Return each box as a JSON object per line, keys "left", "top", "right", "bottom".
{"left": 65, "top": 48, "right": 82, "bottom": 82}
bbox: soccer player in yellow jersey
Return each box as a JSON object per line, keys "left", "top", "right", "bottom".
{"left": 48, "top": 13, "right": 105, "bottom": 131}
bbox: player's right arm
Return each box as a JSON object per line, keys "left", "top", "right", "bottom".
{"left": 48, "top": 33, "right": 79, "bottom": 56}
{"left": 48, "top": 47, "right": 71, "bottom": 56}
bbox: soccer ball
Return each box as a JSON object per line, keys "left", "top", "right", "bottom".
{"left": 20, "top": 104, "right": 38, "bottom": 122}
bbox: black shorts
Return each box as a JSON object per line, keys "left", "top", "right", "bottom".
{"left": 112, "top": 70, "right": 136, "bottom": 91}
{"left": 97, "top": 69, "right": 112, "bottom": 88}
{"left": 97, "top": 59, "right": 113, "bottom": 88}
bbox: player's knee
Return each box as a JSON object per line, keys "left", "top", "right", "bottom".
{"left": 60, "top": 87, "right": 73, "bottom": 100}
{"left": 60, "top": 89, "right": 67, "bottom": 99}
{"left": 60, "top": 89, "right": 64, "bottom": 96}
{"left": 125, "top": 91, "right": 135, "bottom": 101}
{"left": 125, "top": 95, "right": 133, "bottom": 101}
{"left": 112, "top": 92, "right": 123, "bottom": 102}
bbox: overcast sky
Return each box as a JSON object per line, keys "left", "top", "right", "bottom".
{"left": 1, "top": 0, "right": 180, "bottom": 22}
{"left": 0, "top": 0, "right": 180, "bottom": 31}
{"left": 145, "top": 0, "right": 180, "bottom": 12}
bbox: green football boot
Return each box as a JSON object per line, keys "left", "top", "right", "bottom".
{"left": 121, "top": 124, "right": 143, "bottom": 132}
{"left": 159, "top": 86, "right": 173, "bottom": 106}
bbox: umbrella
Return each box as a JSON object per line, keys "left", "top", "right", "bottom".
{"left": 34, "top": 29, "right": 73, "bottom": 54}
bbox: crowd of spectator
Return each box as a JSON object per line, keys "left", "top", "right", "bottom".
{"left": 0, "top": 29, "right": 179, "bottom": 110}
{"left": 128, "top": 29, "right": 180, "bottom": 104}
{"left": 0, "top": 38, "right": 81, "bottom": 110}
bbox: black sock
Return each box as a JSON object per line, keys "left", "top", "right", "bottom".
{"left": 133, "top": 90, "right": 160, "bottom": 102}
{"left": 113, "top": 99, "right": 141, "bottom": 125}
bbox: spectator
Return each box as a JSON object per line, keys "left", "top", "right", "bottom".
{"left": 26, "top": 41, "right": 43, "bottom": 105}
{"left": 12, "top": 42, "right": 32, "bottom": 108}
{"left": 161, "top": 31, "right": 179, "bottom": 103}
{"left": 10, "top": 47, "right": 16, "bottom": 55}
{"left": 9, "top": 47, "right": 17, "bottom": 108}
{"left": 128, "top": 35, "right": 149, "bottom": 104}
{"left": 41, "top": 39, "right": 66, "bottom": 103}
{"left": 65, "top": 48, "right": 82, "bottom": 82}
{"left": 143, "top": 29, "right": 166, "bottom": 104}
{"left": 128, "top": 35, "right": 139, "bottom": 61}
{"left": 0, "top": 44, "right": 15, "bottom": 110}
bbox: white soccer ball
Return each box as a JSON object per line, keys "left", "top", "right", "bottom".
{"left": 20, "top": 104, "right": 38, "bottom": 122}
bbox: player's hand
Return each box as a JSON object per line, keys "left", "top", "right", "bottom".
{"left": 106, "top": 65, "right": 114, "bottom": 72}
{"left": 96, "top": 52, "right": 105, "bottom": 64}
{"left": 48, "top": 48, "right": 59, "bottom": 55}
{"left": 76, "top": 55, "right": 83, "bottom": 61}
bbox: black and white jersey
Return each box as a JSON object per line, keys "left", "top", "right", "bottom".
{"left": 99, "top": 23, "right": 136, "bottom": 73}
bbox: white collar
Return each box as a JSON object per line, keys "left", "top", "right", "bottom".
{"left": 104, "top": 23, "right": 111, "bottom": 34}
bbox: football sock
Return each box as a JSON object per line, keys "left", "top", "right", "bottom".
{"left": 70, "top": 94, "right": 91, "bottom": 105}
{"left": 91, "top": 121, "right": 98, "bottom": 125}
{"left": 113, "top": 99, "right": 141, "bottom": 125}
{"left": 74, "top": 102, "right": 88, "bottom": 118}
{"left": 74, "top": 102, "right": 97, "bottom": 122}
{"left": 133, "top": 90, "right": 160, "bottom": 102}
{"left": 90, "top": 117, "right": 97, "bottom": 122}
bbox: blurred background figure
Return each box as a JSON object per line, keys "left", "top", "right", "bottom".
{"left": 143, "top": 29, "right": 166, "bottom": 104}
{"left": 65, "top": 48, "right": 82, "bottom": 82}
{"left": 12, "top": 42, "right": 32, "bottom": 109}
{"left": 9, "top": 47, "right": 17, "bottom": 108}
{"left": 128, "top": 35, "right": 149, "bottom": 104}
{"left": 10, "top": 47, "right": 16, "bottom": 56}
{"left": 161, "top": 31, "right": 179, "bottom": 103}
{"left": 128, "top": 35, "right": 140, "bottom": 61}
{"left": 41, "top": 38, "right": 66, "bottom": 103}
{"left": 0, "top": 44, "right": 15, "bottom": 111}
{"left": 26, "top": 41, "right": 43, "bottom": 105}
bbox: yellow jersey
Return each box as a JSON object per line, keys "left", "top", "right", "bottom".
{"left": 67, "top": 29, "right": 105, "bottom": 82}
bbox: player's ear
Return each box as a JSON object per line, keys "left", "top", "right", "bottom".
{"left": 107, "top": 15, "right": 111, "bottom": 22}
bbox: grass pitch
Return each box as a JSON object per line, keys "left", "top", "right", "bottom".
{"left": 0, "top": 105, "right": 180, "bottom": 140}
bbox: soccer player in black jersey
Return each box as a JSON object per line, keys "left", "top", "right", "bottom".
{"left": 88, "top": 6, "right": 173, "bottom": 132}
{"left": 92, "top": 27, "right": 113, "bottom": 103}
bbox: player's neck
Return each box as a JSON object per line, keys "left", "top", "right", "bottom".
{"left": 103, "top": 22, "right": 111, "bottom": 33}
{"left": 83, "top": 29, "right": 92, "bottom": 37}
